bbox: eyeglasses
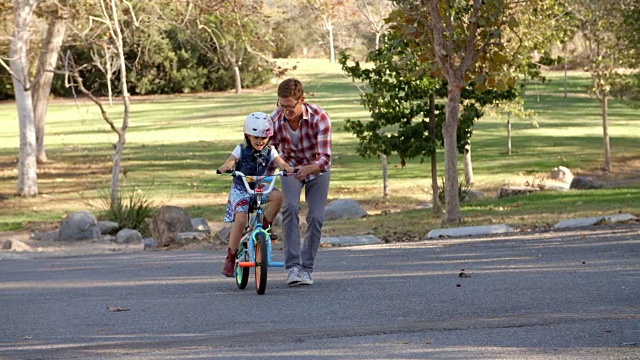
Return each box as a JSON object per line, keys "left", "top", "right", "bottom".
{"left": 276, "top": 99, "right": 299, "bottom": 112}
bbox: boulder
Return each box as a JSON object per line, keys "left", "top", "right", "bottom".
{"left": 570, "top": 176, "right": 603, "bottom": 189}
{"left": 149, "top": 206, "right": 194, "bottom": 247}
{"left": 115, "top": 229, "right": 143, "bottom": 244}
{"left": 550, "top": 166, "right": 574, "bottom": 183}
{"left": 99, "top": 221, "right": 120, "bottom": 235}
{"left": 324, "top": 199, "right": 367, "bottom": 221}
{"left": 191, "top": 218, "right": 211, "bottom": 234}
{"left": 215, "top": 226, "right": 232, "bottom": 244}
{"left": 57, "top": 210, "right": 101, "bottom": 241}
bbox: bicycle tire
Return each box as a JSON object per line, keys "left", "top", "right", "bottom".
{"left": 254, "top": 232, "right": 269, "bottom": 295}
{"left": 235, "top": 249, "right": 249, "bottom": 290}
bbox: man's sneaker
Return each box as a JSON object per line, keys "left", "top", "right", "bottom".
{"left": 299, "top": 271, "right": 313, "bottom": 285}
{"left": 287, "top": 268, "right": 301, "bottom": 286}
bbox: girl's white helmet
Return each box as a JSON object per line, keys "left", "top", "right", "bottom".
{"left": 243, "top": 112, "right": 273, "bottom": 137}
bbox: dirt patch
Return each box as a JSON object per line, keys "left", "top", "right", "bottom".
{"left": 577, "top": 155, "right": 640, "bottom": 188}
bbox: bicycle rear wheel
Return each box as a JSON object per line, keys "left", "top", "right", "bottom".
{"left": 254, "top": 232, "right": 269, "bottom": 295}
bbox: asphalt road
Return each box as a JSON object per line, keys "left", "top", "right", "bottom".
{"left": 1, "top": 225, "right": 639, "bottom": 360}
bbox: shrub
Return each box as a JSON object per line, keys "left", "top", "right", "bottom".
{"left": 438, "top": 177, "right": 473, "bottom": 205}
{"left": 99, "top": 189, "right": 156, "bottom": 237}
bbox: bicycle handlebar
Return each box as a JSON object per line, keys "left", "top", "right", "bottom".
{"left": 216, "top": 169, "right": 296, "bottom": 196}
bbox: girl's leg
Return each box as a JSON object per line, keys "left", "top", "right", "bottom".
{"left": 222, "top": 212, "right": 247, "bottom": 277}
{"left": 229, "top": 212, "right": 247, "bottom": 252}
{"left": 264, "top": 189, "right": 283, "bottom": 225}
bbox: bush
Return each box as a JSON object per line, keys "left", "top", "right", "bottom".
{"left": 99, "top": 188, "right": 156, "bottom": 237}
{"left": 438, "top": 177, "right": 472, "bottom": 205}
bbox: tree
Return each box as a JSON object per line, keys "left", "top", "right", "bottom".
{"left": 389, "top": 0, "right": 565, "bottom": 222}
{"left": 64, "top": 0, "right": 133, "bottom": 206}
{"left": 356, "top": 0, "right": 393, "bottom": 51}
{"left": 340, "top": 36, "right": 516, "bottom": 211}
{"left": 6, "top": 0, "right": 42, "bottom": 197}
{"left": 303, "top": 0, "right": 349, "bottom": 63}
{"left": 566, "top": 0, "right": 638, "bottom": 171}
{"left": 339, "top": 40, "right": 443, "bottom": 204}
{"left": 32, "top": 2, "right": 68, "bottom": 163}
{"left": 179, "top": 0, "right": 274, "bottom": 94}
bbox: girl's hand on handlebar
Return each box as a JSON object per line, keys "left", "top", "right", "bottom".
{"left": 217, "top": 165, "right": 231, "bottom": 174}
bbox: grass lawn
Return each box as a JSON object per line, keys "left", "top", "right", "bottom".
{"left": 0, "top": 59, "right": 638, "bottom": 240}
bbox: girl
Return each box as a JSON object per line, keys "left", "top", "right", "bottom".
{"left": 217, "top": 112, "right": 294, "bottom": 277}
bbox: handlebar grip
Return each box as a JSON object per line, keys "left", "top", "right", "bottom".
{"left": 216, "top": 169, "right": 234, "bottom": 174}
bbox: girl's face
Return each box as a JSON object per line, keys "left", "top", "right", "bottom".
{"left": 248, "top": 135, "right": 269, "bottom": 150}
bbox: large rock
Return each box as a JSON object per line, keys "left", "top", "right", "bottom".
{"left": 570, "top": 176, "right": 603, "bottom": 189}
{"left": 99, "top": 221, "right": 120, "bottom": 235}
{"left": 550, "top": 166, "right": 574, "bottom": 183}
{"left": 115, "top": 229, "right": 143, "bottom": 244}
{"left": 191, "top": 218, "right": 211, "bottom": 234}
{"left": 324, "top": 199, "right": 367, "bottom": 221}
{"left": 57, "top": 210, "right": 101, "bottom": 241}
{"left": 149, "top": 206, "right": 194, "bottom": 247}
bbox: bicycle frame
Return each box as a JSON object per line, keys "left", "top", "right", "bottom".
{"left": 218, "top": 169, "right": 291, "bottom": 294}
{"left": 236, "top": 175, "right": 284, "bottom": 269}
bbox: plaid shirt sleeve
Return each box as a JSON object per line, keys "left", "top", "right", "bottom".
{"left": 305, "top": 104, "right": 331, "bottom": 172}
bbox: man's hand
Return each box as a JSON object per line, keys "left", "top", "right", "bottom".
{"left": 295, "top": 164, "right": 321, "bottom": 180}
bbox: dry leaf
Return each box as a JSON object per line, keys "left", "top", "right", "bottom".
{"left": 107, "top": 306, "right": 130, "bottom": 312}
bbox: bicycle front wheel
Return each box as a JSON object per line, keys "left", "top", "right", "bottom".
{"left": 235, "top": 249, "right": 249, "bottom": 290}
{"left": 254, "top": 232, "right": 269, "bottom": 295}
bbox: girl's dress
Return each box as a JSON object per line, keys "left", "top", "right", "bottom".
{"left": 223, "top": 144, "right": 280, "bottom": 223}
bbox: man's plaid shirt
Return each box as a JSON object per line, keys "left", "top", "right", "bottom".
{"left": 269, "top": 102, "right": 332, "bottom": 181}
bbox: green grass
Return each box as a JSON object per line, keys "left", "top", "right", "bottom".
{"left": 0, "top": 59, "right": 638, "bottom": 237}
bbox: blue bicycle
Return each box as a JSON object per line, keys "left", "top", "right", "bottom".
{"left": 217, "top": 170, "right": 290, "bottom": 295}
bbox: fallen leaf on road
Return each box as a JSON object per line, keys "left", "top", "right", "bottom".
{"left": 107, "top": 306, "right": 130, "bottom": 312}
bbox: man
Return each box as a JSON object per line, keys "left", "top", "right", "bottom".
{"left": 270, "top": 78, "right": 331, "bottom": 286}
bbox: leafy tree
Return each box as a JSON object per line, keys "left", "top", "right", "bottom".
{"left": 565, "top": 0, "right": 638, "bottom": 172}
{"left": 388, "top": 0, "right": 566, "bottom": 222}
{"left": 608, "top": 1, "right": 639, "bottom": 108}
{"left": 340, "top": 35, "right": 516, "bottom": 209}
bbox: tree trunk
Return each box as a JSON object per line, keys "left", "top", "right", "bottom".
{"left": 601, "top": 94, "right": 612, "bottom": 172}
{"left": 507, "top": 113, "right": 512, "bottom": 155}
{"left": 443, "top": 82, "right": 462, "bottom": 223}
{"left": 381, "top": 154, "right": 388, "bottom": 198}
{"left": 109, "top": 0, "right": 130, "bottom": 205}
{"left": 327, "top": 19, "right": 335, "bottom": 64}
{"left": 11, "top": 0, "right": 39, "bottom": 197}
{"left": 429, "top": 93, "right": 440, "bottom": 214}
{"left": 32, "top": 14, "right": 66, "bottom": 164}
{"left": 233, "top": 65, "right": 241, "bottom": 94}
{"left": 463, "top": 143, "right": 474, "bottom": 185}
